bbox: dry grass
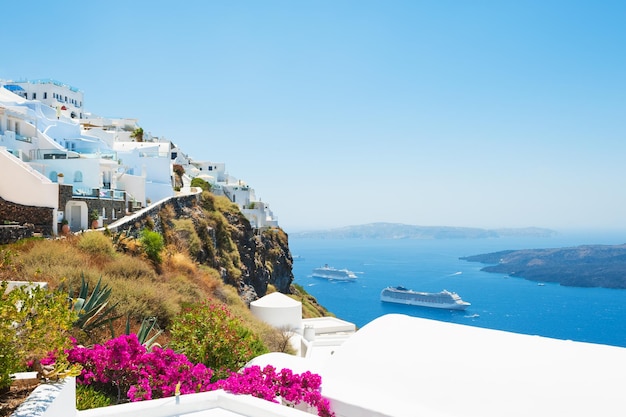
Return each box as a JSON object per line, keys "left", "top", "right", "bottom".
{"left": 0, "top": 199, "right": 325, "bottom": 354}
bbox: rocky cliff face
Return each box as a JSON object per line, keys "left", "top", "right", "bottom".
{"left": 153, "top": 192, "right": 294, "bottom": 305}
{"left": 221, "top": 210, "right": 294, "bottom": 304}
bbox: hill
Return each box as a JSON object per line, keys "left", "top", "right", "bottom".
{"left": 0, "top": 190, "right": 331, "bottom": 346}
{"left": 461, "top": 244, "right": 626, "bottom": 289}
{"left": 290, "top": 222, "right": 557, "bottom": 239}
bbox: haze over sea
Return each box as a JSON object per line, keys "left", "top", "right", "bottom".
{"left": 289, "top": 231, "right": 626, "bottom": 348}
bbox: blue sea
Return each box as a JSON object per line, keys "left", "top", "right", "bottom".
{"left": 289, "top": 232, "right": 626, "bottom": 348}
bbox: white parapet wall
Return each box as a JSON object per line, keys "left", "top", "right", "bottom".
{"left": 12, "top": 377, "right": 77, "bottom": 417}
{"left": 0, "top": 147, "right": 58, "bottom": 209}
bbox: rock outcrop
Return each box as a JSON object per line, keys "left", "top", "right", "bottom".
{"left": 148, "top": 191, "right": 295, "bottom": 304}
{"left": 461, "top": 244, "right": 626, "bottom": 289}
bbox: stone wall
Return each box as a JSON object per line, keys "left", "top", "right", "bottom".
{"left": 107, "top": 191, "right": 202, "bottom": 238}
{"left": 0, "top": 224, "right": 35, "bottom": 244}
{"left": 0, "top": 196, "right": 53, "bottom": 236}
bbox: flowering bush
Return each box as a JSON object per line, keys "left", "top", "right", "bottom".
{"left": 169, "top": 302, "right": 268, "bottom": 380}
{"left": 215, "top": 365, "right": 335, "bottom": 417}
{"left": 55, "top": 334, "right": 335, "bottom": 416}
{"left": 63, "top": 334, "right": 213, "bottom": 401}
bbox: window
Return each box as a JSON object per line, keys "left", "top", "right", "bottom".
{"left": 33, "top": 93, "right": 36, "bottom": 99}
{"left": 74, "top": 171, "right": 83, "bottom": 183}
{"left": 44, "top": 92, "right": 47, "bottom": 99}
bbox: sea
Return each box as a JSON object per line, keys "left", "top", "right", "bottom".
{"left": 288, "top": 231, "right": 626, "bottom": 348}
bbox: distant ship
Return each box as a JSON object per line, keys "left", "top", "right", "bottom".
{"left": 312, "top": 264, "right": 357, "bottom": 280}
{"left": 380, "top": 286, "right": 470, "bottom": 310}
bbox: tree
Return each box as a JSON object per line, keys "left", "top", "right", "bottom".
{"left": 130, "top": 127, "right": 144, "bottom": 142}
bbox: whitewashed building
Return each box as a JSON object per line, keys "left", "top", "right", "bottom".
{"left": 2, "top": 79, "right": 84, "bottom": 120}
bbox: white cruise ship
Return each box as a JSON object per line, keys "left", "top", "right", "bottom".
{"left": 380, "top": 286, "right": 470, "bottom": 310}
{"left": 312, "top": 265, "right": 357, "bottom": 281}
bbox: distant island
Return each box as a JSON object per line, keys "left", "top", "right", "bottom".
{"left": 461, "top": 244, "right": 626, "bottom": 289}
{"left": 289, "top": 222, "right": 557, "bottom": 239}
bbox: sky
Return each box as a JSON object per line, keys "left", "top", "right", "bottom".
{"left": 1, "top": 1, "right": 625, "bottom": 233}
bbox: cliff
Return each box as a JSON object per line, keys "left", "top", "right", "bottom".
{"left": 461, "top": 244, "right": 626, "bottom": 289}
{"left": 162, "top": 191, "right": 294, "bottom": 304}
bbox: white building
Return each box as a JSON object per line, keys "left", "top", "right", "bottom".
{"left": 4, "top": 79, "right": 85, "bottom": 119}
{"left": 0, "top": 77, "right": 281, "bottom": 232}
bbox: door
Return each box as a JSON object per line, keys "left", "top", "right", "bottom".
{"left": 70, "top": 205, "right": 82, "bottom": 231}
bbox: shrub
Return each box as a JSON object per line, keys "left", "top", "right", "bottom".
{"left": 64, "top": 334, "right": 213, "bottom": 402}
{"left": 61, "top": 335, "right": 334, "bottom": 415}
{"left": 169, "top": 302, "right": 268, "bottom": 380}
{"left": 190, "top": 177, "right": 211, "bottom": 192}
{"left": 215, "top": 365, "right": 335, "bottom": 417}
{"left": 0, "top": 282, "right": 76, "bottom": 390}
{"left": 19, "top": 239, "right": 86, "bottom": 284}
{"left": 77, "top": 232, "right": 116, "bottom": 258}
{"left": 140, "top": 230, "right": 164, "bottom": 264}
{"left": 102, "top": 255, "right": 156, "bottom": 281}
{"left": 76, "top": 384, "right": 112, "bottom": 410}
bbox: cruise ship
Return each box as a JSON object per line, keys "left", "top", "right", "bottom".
{"left": 380, "top": 286, "right": 470, "bottom": 310}
{"left": 312, "top": 265, "right": 357, "bottom": 280}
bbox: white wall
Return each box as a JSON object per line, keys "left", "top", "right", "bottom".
{"left": 0, "top": 147, "right": 58, "bottom": 209}
{"left": 117, "top": 174, "right": 146, "bottom": 207}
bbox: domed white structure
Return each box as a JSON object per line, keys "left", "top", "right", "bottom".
{"left": 250, "top": 292, "right": 302, "bottom": 331}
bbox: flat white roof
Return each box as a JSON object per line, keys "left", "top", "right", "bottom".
{"left": 303, "top": 316, "right": 355, "bottom": 334}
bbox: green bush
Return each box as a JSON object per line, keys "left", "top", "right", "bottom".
{"left": 169, "top": 302, "right": 268, "bottom": 380}
{"left": 190, "top": 177, "right": 212, "bottom": 192}
{"left": 140, "top": 230, "right": 164, "bottom": 264}
{"left": 76, "top": 384, "right": 113, "bottom": 410}
{"left": 0, "top": 281, "right": 77, "bottom": 390}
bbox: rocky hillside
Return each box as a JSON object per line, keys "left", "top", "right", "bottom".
{"left": 461, "top": 244, "right": 626, "bottom": 289}
{"left": 120, "top": 191, "right": 296, "bottom": 305}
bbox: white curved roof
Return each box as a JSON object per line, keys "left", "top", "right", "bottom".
{"left": 251, "top": 292, "right": 301, "bottom": 308}
{"left": 319, "top": 314, "right": 626, "bottom": 417}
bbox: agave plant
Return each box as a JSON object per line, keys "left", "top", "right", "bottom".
{"left": 66, "top": 274, "right": 120, "bottom": 334}
{"left": 122, "top": 315, "right": 164, "bottom": 350}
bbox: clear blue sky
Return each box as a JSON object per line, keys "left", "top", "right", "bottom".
{"left": 2, "top": 1, "right": 625, "bottom": 233}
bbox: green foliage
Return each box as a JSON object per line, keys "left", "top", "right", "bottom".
{"left": 122, "top": 316, "right": 163, "bottom": 349}
{"left": 0, "top": 281, "right": 77, "bottom": 390}
{"left": 169, "top": 302, "right": 268, "bottom": 380}
{"left": 77, "top": 232, "right": 116, "bottom": 257}
{"left": 190, "top": 177, "right": 212, "bottom": 192}
{"left": 130, "top": 127, "right": 144, "bottom": 142}
{"left": 76, "top": 384, "right": 113, "bottom": 410}
{"left": 65, "top": 274, "right": 120, "bottom": 335}
{"left": 140, "top": 230, "right": 164, "bottom": 264}
{"left": 89, "top": 210, "right": 100, "bottom": 222}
